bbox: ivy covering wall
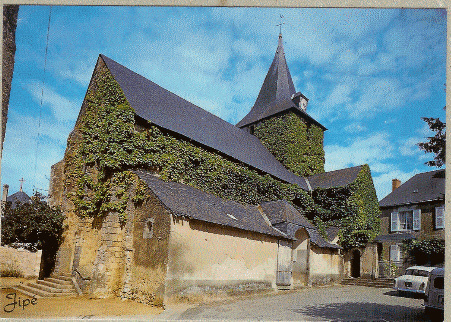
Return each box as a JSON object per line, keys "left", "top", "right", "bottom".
{"left": 64, "top": 60, "right": 319, "bottom": 225}
{"left": 63, "top": 58, "right": 380, "bottom": 250}
{"left": 311, "top": 165, "right": 381, "bottom": 250}
{"left": 253, "top": 112, "right": 325, "bottom": 177}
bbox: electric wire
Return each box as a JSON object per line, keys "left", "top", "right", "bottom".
{"left": 33, "top": 6, "right": 52, "bottom": 193}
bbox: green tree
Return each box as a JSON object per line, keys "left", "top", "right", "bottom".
{"left": 418, "top": 117, "right": 446, "bottom": 167}
{"left": 1, "top": 192, "right": 65, "bottom": 277}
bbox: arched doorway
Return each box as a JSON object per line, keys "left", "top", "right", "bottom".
{"left": 351, "top": 249, "right": 360, "bottom": 278}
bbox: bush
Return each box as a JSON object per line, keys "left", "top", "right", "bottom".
{"left": 402, "top": 238, "right": 445, "bottom": 265}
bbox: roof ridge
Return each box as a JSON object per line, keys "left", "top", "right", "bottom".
{"left": 100, "top": 54, "right": 310, "bottom": 191}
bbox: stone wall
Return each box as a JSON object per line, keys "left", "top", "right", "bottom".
{"left": 164, "top": 216, "right": 279, "bottom": 303}
{"left": 48, "top": 160, "right": 64, "bottom": 208}
{"left": 121, "top": 185, "right": 171, "bottom": 306}
{"left": 2, "top": 5, "right": 19, "bottom": 147}
{"left": 309, "top": 245, "right": 342, "bottom": 285}
{"left": 0, "top": 246, "right": 42, "bottom": 278}
{"left": 291, "top": 228, "right": 309, "bottom": 287}
{"left": 361, "top": 243, "right": 378, "bottom": 278}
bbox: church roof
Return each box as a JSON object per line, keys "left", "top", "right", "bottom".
{"left": 6, "top": 191, "right": 31, "bottom": 209}
{"left": 134, "top": 170, "right": 289, "bottom": 239}
{"left": 260, "top": 200, "right": 340, "bottom": 249}
{"left": 101, "top": 54, "right": 309, "bottom": 190}
{"left": 236, "top": 34, "right": 326, "bottom": 130}
{"left": 379, "top": 169, "right": 445, "bottom": 207}
{"left": 306, "top": 165, "right": 364, "bottom": 190}
{"left": 260, "top": 200, "right": 315, "bottom": 228}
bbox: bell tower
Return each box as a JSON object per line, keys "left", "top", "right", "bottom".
{"left": 236, "top": 33, "right": 326, "bottom": 177}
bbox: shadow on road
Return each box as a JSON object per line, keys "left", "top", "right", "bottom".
{"left": 292, "top": 302, "right": 432, "bottom": 322}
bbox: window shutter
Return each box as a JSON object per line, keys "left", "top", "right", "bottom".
{"left": 413, "top": 209, "right": 421, "bottom": 231}
{"left": 435, "top": 207, "right": 445, "bottom": 229}
{"left": 390, "top": 245, "right": 400, "bottom": 262}
{"left": 391, "top": 211, "right": 399, "bottom": 232}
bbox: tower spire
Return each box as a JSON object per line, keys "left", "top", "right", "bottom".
{"left": 236, "top": 32, "right": 296, "bottom": 128}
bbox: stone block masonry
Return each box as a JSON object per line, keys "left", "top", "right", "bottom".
{"left": 0, "top": 246, "right": 42, "bottom": 278}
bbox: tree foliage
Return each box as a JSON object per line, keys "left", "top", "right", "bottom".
{"left": 1, "top": 192, "right": 65, "bottom": 277}
{"left": 418, "top": 117, "right": 446, "bottom": 167}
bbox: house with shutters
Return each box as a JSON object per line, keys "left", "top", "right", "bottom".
{"left": 375, "top": 169, "right": 445, "bottom": 276}
{"left": 40, "top": 33, "right": 381, "bottom": 304}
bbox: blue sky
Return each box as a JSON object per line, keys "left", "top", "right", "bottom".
{"left": 1, "top": 6, "right": 446, "bottom": 200}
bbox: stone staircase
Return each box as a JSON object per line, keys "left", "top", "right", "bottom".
{"left": 13, "top": 273, "right": 80, "bottom": 298}
{"left": 341, "top": 277, "right": 394, "bottom": 288}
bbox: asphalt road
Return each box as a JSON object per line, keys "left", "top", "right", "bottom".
{"left": 157, "top": 285, "right": 441, "bottom": 321}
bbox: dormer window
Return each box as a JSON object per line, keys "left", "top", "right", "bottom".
{"left": 291, "top": 92, "right": 308, "bottom": 111}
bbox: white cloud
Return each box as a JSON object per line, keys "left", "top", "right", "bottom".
{"left": 324, "top": 132, "right": 393, "bottom": 171}
{"left": 346, "top": 78, "right": 411, "bottom": 119}
{"left": 373, "top": 168, "right": 421, "bottom": 200}
{"left": 344, "top": 123, "right": 367, "bottom": 133}
{"left": 399, "top": 137, "right": 423, "bottom": 157}
{"left": 311, "top": 83, "right": 353, "bottom": 121}
{"left": 2, "top": 110, "right": 69, "bottom": 194}
{"left": 26, "top": 81, "right": 80, "bottom": 122}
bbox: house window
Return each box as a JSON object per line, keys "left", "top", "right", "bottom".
{"left": 391, "top": 209, "right": 421, "bottom": 232}
{"left": 435, "top": 206, "right": 445, "bottom": 229}
{"left": 399, "top": 211, "right": 413, "bottom": 230}
{"left": 390, "top": 244, "right": 402, "bottom": 262}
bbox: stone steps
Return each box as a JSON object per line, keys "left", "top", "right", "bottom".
{"left": 13, "top": 275, "right": 79, "bottom": 298}
{"left": 341, "top": 277, "right": 394, "bottom": 288}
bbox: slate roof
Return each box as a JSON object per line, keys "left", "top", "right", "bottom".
{"left": 134, "top": 170, "right": 288, "bottom": 239}
{"left": 260, "top": 200, "right": 340, "bottom": 249}
{"left": 325, "top": 226, "right": 340, "bottom": 242}
{"left": 379, "top": 169, "right": 445, "bottom": 208}
{"left": 260, "top": 200, "right": 315, "bottom": 228}
{"left": 306, "top": 165, "right": 363, "bottom": 190}
{"left": 101, "top": 54, "right": 308, "bottom": 191}
{"left": 305, "top": 227, "right": 341, "bottom": 249}
{"left": 6, "top": 191, "right": 31, "bottom": 209}
{"left": 236, "top": 34, "right": 326, "bottom": 131}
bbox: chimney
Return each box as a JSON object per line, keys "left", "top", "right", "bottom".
{"left": 2, "top": 184, "right": 9, "bottom": 203}
{"left": 392, "top": 179, "right": 401, "bottom": 192}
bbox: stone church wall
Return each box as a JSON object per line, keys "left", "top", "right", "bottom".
{"left": 308, "top": 245, "right": 342, "bottom": 285}
{"left": 164, "top": 216, "right": 279, "bottom": 303}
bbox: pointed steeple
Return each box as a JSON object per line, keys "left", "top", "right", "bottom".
{"left": 236, "top": 34, "right": 324, "bottom": 131}
{"left": 237, "top": 33, "right": 297, "bottom": 128}
{"left": 257, "top": 32, "right": 296, "bottom": 107}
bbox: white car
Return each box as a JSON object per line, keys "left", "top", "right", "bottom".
{"left": 393, "top": 266, "right": 436, "bottom": 295}
{"left": 424, "top": 267, "right": 444, "bottom": 314}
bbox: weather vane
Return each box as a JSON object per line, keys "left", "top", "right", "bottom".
{"left": 19, "top": 177, "right": 25, "bottom": 192}
{"left": 276, "top": 14, "right": 285, "bottom": 34}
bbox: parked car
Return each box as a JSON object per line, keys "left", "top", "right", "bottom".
{"left": 424, "top": 267, "right": 444, "bottom": 314}
{"left": 393, "top": 266, "right": 436, "bottom": 295}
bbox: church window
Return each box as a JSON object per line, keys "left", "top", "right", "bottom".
{"left": 143, "top": 217, "right": 155, "bottom": 239}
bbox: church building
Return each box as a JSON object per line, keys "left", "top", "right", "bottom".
{"left": 46, "top": 33, "right": 381, "bottom": 305}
